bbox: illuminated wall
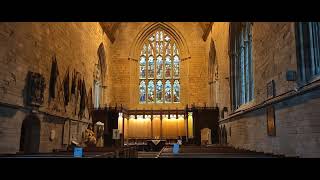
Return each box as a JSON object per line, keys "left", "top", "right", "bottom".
{"left": 162, "top": 115, "right": 185, "bottom": 139}
{"left": 118, "top": 113, "right": 193, "bottom": 139}
{"left": 188, "top": 112, "right": 194, "bottom": 138}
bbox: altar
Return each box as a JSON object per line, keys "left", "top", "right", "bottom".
{"left": 91, "top": 105, "right": 219, "bottom": 147}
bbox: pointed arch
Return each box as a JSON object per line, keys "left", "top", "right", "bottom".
{"left": 97, "top": 43, "right": 106, "bottom": 78}
{"left": 94, "top": 42, "right": 106, "bottom": 108}
{"left": 129, "top": 22, "right": 191, "bottom": 61}
{"left": 136, "top": 26, "right": 183, "bottom": 104}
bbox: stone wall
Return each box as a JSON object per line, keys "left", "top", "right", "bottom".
{"left": 207, "top": 22, "right": 231, "bottom": 110}
{"left": 216, "top": 22, "right": 320, "bottom": 157}
{"left": 224, "top": 90, "right": 320, "bottom": 157}
{"left": 0, "top": 22, "right": 110, "bottom": 153}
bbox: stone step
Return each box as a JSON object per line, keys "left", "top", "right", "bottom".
{"left": 138, "top": 151, "right": 160, "bottom": 158}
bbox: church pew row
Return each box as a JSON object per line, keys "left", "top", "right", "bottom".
{"left": 0, "top": 146, "right": 138, "bottom": 158}
{"left": 158, "top": 145, "right": 285, "bottom": 158}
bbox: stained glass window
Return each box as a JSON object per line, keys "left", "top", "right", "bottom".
{"left": 156, "top": 42, "right": 159, "bottom": 55}
{"left": 165, "top": 56, "right": 172, "bottom": 79}
{"left": 140, "top": 81, "right": 146, "bottom": 103}
{"left": 147, "top": 44, "right": 152, "bottom": 56}
{"left": 139, "top": 30, "right": 180, "bottom": 104}
{"left": 173, "top": 55, "right": 180, "bottom": 78}
{"left": 148, "top": 56, "right": 154, "bottom": 79}
{"left": 140, "top": 56, "right": 146, "bottom": 79}
{"left": 230, "top": 22, "right": 254, "bottom": 110}
{"left": 141, "top": 44, "right": 147, "bottom": 56}
{"left": 156, "top": 56, "right": 163, "bottom": 79}
{"left": 296, "top": 22, "right": 320, "bottom": 83}
{"left": 160, "top": 42, "right": 163, "bottom": 55}
{"left": 165, "top": 80, "right": 172, "bottom": 103}
{"left": 173, "top": 43, "right": 178, "bottom": 55}
{"left": 148, "top": 80, "right": 155, "bottom": 103}
{"left": 173, "top": 80, "right": 180, "bottom": 103}
{"left": 166, "top": 43, "right": 171, "bottom": 55}
{"left": 156, "top": 80, "right": 163, "bottom": 103}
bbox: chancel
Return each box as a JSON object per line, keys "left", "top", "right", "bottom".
{"left": 0, "top": 22, "right": 320, "bottom": 158}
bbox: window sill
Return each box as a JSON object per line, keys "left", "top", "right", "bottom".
{"left": 233, "top": 100, "right": 255, "bottom": 113}
{"left": 219, "top": 78, "right": 320, "bottom": 124}
{"left": 300, "top": 75, "right": 320, "bottom": 88}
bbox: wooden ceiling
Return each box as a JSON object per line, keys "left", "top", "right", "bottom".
{"left": 99, "top": 22, "right": 213, "bottom": 43}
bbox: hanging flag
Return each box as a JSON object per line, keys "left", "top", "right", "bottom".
{"left": 79, "top": 79, "right": 86, "bottom": 118}
{"left": 63, "top": 67, "right": 70, "bottom": 106}
{"left": 87, "top": 87, "right": 93, "bottom": 110}
{"left": 49, "top": 55, "right": 59, "bottom": 99}
{"left": 71, "top": 69, "right": 76, "bottom": 95}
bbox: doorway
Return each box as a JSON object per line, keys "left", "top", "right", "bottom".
{"left": 19, "top": 114, "right": 41, "bottom": 154}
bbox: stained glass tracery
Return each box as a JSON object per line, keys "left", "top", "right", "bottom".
{"left": 148, "top": 80, "right": 155, "bottom": 103}
{"left": 139, "top": 30, "right": 180, "bottom": 103}
{"left": 156, "top": 80, "right": 163, "bottom": 103}
{"left": 140, "top": 81, "right": 146, "bottom": 103}
{"left": 173, "top": 80, "right": 180, "bottom": 103}
{"left": 148, "top": 56, "right": 154, "bottom": 79}
{"left": 140, "top": 56, "right": 146, "bottom": 79}
{"left": 165, "top": 80, "right": 172, "bottom": 103}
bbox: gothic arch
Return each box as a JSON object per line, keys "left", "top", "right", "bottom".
{"left": 19, "top": 114, "right": 41, "bottom": 154}
{"left": 93, "top": 42, "right": 106, "bottom": 108}
{"left": 208, "top": 39, "right": 218, "bottom": 106}
{"left": 129, "top": 22, "right": 191, "bottom": 61}
{"left": 97, "top": 42, "right": 106, "bottom": 81}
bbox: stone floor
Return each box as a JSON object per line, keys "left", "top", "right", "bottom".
{"left": 138, "top": 145, "right": 283, "bottom": 158}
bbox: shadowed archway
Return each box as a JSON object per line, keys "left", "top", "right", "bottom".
{"left": 19, "top": 114, "right": 41, "bottom": 154}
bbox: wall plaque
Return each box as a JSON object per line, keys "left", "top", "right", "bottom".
{"left": 27, "top": 71, "right": 46, "bottom": 106}
{"left": 267, "top": 105, "right": 276, "bottom": 136}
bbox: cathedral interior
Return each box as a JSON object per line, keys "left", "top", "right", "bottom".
{"left": 0, "top": 22, "right": 319, "bottom": 158}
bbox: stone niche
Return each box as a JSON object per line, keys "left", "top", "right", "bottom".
{"left": 26, "top": 71, "right": 46, "bottom": 107}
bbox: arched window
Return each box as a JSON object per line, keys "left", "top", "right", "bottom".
{"left": 230, "top": 22, "right": 254, "bottom": 110}
{"left": 94, "top": 63, "right": 102, "bottom": 108}
{"left": 139, "top": 81, "right": 146, "bottom": 103}
{"left": 208, "top": 40, "right": 217, "bottom": 106}
{"left": 296, "top": 22, "right": 320, "bottom": 84}
{"left": 139, "top": 30, "right": 180, "bottom": 104}
{"left": 94, "top": 43, "right": 106, "bottom": 108}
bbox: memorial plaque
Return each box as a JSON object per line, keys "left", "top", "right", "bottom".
{"left": 267, "top": 106, "right": 276, "bottom": 136}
